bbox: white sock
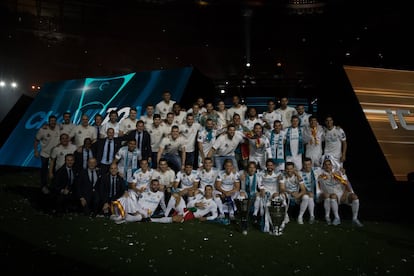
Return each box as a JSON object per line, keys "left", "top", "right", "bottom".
{"left": 215, "top": 197, "right": 224, "bottom": 215}
{"left": 125, "top": 213, "right": 142, "bottom": 222}
{"left": 253, "top": 197, "right": 260, "bottom": 216}
{"left": 324, "top": 198, "right": 331, "bottom": 218}
{"left": 308, "top": 198, "right": 315, "bottom": 217}
{"left": 330, "top": 198, "right": 339, "bottom": 219}
{"left": 151, "top": 217, "right": 173, "bottom": 223}
{"left": 298, "top": 194, "right": 309, "bottom": 219}
{"left": 352, "top": 199, "right": 359, "bottom": 220}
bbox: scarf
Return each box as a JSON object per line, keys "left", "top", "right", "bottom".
{"left": 245, "top": 173, "right": 257, "bottom": 199}
{"left": 206, "top": 129, "right": 213, "bottom": 142}
{"left": 270, "top": 131, "right": 285, "bottom": 163}
{"left": 285, "top": 127, "right": 304, "bottom": 157}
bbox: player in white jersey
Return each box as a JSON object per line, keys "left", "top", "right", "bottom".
{"left": 140, "top": 104, "right": 155, "bottom": 127}
{"left": 119, "top": 107, "right": 138, "bottom": 137}
{"left": 101, "top": 110, "right": 121, "bottom": 138}
{"left": 131, "top": 159, "right": 157, "bottom": 193}
{"left": 253, "top": 159, "right": 282, "bottom": 217}
{"left": 179, "top": 113, "right": 202, "bottom": 168}
{"left": 152, "top": 158, "right": 176, "bottom": 192}
{"left": 296, "top": 104, "right": 312, "bottom": 128}
{"left": 155, "top": 90, "right": 176, "bottom": 120}
{"left": 69, "top": 114, "right": 97, "bottom": 147}
{"left": 113, "top": 139, "right": 139, "bottom": 184}
{"left": 303, "top": 116, "right": 324, "bottom": 167}
{"left": 284, "top": 115, "right": 305, "bottom": 170}
{"left": 279, "top": 161, "right": 308, "bottom": 224}
{"left": 262, "top": 99, "right": 283, "bottom": 131}
{"left": 226, "top": 95, "right": 248, "bottom": 123}
{"left": 112, "top": 179, "right": 172, "bottom": 224}
{"left": 34, "top": 115, "right": 61, "bottom": 194}
{"left": 321, "top": 115, "right": 347, "bottom": 170}
{"left": 215, "top": 159, "right": 241, "bottom": 219}
{"left": 197, "top": 157, "right": 225, "bottom": 216}
{"left": 216, "top": 100, "right": 228, "bottom": 131}
{"left": 145, "top": 114, "right": 164, "bottom": 168}
{"left": 266, "top": 120, "right": 286, "bottom": 172}
{"left": 300, "top": 157, "right": 323, "bottom": 224}
{"left": 197, "top": 118, "right": 217, "bottom": 167}
{"left": 172, "top": 103, "right": 187, "bottom": 126}
{"left": 173, "top": 163, "right": 200, "bottom": 197}
{"left": 208, "top": 124, "right": 245, "bottom": 171}
{"left": 187, "top": 185, "right": 219, "bottom": 221}
{"left": 245, "top": 123, "right": 272, "bottom": 170}
{"left": 59, "top": 111, "right": 76, "bottom": 136}
{"left": 318, "top": 158, "right": 363, "bottom": 227}
{"left": 49, "top": 133, "right": 77, "bottom": 177}
{"left": 276, "top": 96, "right": 297, "bottom": 128}
{"left": 157, "top": 125, "right": 186, "bottom": 173}
{"left": 243, "top": 107, "right": 264, "bottom": 131}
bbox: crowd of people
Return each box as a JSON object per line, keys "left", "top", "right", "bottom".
{"left": 33, "top": 90, "right": 363, "bottom": 233}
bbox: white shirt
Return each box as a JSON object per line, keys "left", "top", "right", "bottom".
{"left": 70, "top": 125, "right": 97, "bottom": 147}
{"left": 197, "top": 167, "right": 219, "bottom": 192}
{"left": 50, "top": 143, "right": 77, "bottom": 171}
{"left": 197, "top": 128, "right": 217, "bottom": 156}
{"left": 179, "top": 123, "right": 202, "bottom": 152}
{"left": 132, "top": 168, "right": 156, "bottom": 191}
{"left": 262, "top": 110, "right": 282, "bottom": 129}
{"left": 175, "top": 170, "right": 200, "bottom": 190}
{"left": 276, "top": 106, "right": 297, "bottom": 128}
{"left": 101, "top": 121, "right": 120, "bottom": 137}
{"left": 155, "top": 100, "right": 176, "bottom": 119}
{"left": 119, "top": 117, "right": 138, "bottom": 135}
{"left": 159, "top": 136, "right": 186, "bottom": 155}
{"left": 323, "top": 126, "right": 346, "bottom": 160}
{"left": 146, "top": 123, "right": 165, "bottom": 152}
{"left": 35, "top": 126, "right": 61, "bottom": 158}
{"left": 138, "top": 190, "right": 166, "bottom": 216}
{"left": 152, "top": 169, "right": 176, "bottom": 189}
{"left": 259, "top": 170, "right": 281, "bottom": 195}
{"left": 227, "top": 105, "right": 247, "bottom": 122}
{"left": 216, "top": 170, "right": 240, "bottom": 192}
{"left": 212, "top": 133, "right": 244, "bottom": 157}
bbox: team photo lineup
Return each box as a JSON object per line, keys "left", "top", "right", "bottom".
{"left": 34, "top": 90, "right": 363, "bottom": 235}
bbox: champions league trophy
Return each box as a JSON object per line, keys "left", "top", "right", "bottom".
{"left": 235, "top": 197, "right": 250, "bottom": 235}
{"left": 268, "top": 196, "right": 286, "bottom": 236}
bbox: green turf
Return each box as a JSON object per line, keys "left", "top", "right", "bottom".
{"left": 1, "top": 170, "right": 413, "bottom": 275}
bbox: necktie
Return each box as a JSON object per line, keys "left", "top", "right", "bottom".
{"left": 106, "top": 140, "right": 111, "bottom": 162}
{"left": 137, "top": 132, "right": 141, "bottom": 150}
{"left": 90, "top": 170, "right": 94, "bottom": 185}
{"left": 68, "top": 168, "right": 73, "bottom": 185}
{"left": 96, "top": 126, "right": 100, "bottom": 138}
{"left": 111, "top": 176, "right": 116, "bottom": 198}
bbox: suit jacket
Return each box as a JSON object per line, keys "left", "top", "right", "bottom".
{"left": 93, "top": 137, "right": 122, "bottom": 165}
{"left": 98, "top": 173, "right": 125, "bottom": 204}
{"left": 127, "top": 130, "right": 152, "bottom": 160}
{"left": 53, "top": 165, "right": 78, "bottom": 194}
{"left": 73, "top": 146, "right": 94, "bottom": 172}
{"left": 77, "top": 167, "right": 102, "bottom": 201}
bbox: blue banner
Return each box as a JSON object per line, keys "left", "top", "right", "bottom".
{"left": 0, "top": 67, "right": 193, "bottom": 167}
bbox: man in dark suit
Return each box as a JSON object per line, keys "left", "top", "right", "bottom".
{"left": 52, "top": 153, "right": 77, "bottom": 214}
{"left": 93, "top": 127, "right": 122, "bottom": 175}
{"left": 77, "top": 157, "right": 102, "bottom": 216}
{"left": 99, "top": 163, "right": 126, "bottom": 217}
{"left": 74, "top": 137, "right": 94, "bottom": 173}
{"left": 127, "top": 120, "right": 152, "bottom": 167}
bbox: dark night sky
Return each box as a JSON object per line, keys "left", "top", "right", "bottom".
{"left": 0, "top": 0, "right": 412, "bottom": 98}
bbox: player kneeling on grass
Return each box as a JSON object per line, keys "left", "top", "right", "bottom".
{"left": 317, "top": 158, "right": 363, "bottom": 227}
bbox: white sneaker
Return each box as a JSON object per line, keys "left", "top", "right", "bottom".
{"left": 332, "top": 218, "right": 341, "bottom": 226}
{"left": 297, "top": 217, "right": 304, "bottom": 225}
{"left": 115, "top": 219, "right": 126, "bottom": 225}
{"left": 309, "top": 216, "right": 315, "bottom": 224}
{"left": 110, "top": 215, "right": 123, "bottom": 222}
{"left": 283, "top": 214, "right": 290, "bottom": 224}
{"left": 325, "top": 216, "right": 332, "bottom": 225}
{"left": 352, "top": 219, "right": 364, "bottom": 227}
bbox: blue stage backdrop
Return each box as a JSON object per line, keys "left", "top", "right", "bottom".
{"left": 0, "top": 67, "right": 194, "bottom": 168}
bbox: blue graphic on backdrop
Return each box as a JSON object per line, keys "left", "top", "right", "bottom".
{"left": 0, "top": 67, "right": 193, "bottom": 167}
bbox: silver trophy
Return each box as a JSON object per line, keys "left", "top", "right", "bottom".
{"left": 235, "top": 198, "right": 250, "bottom": 235}
{"left": 268, "top": 196, "right": 286, "bottom": 236}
